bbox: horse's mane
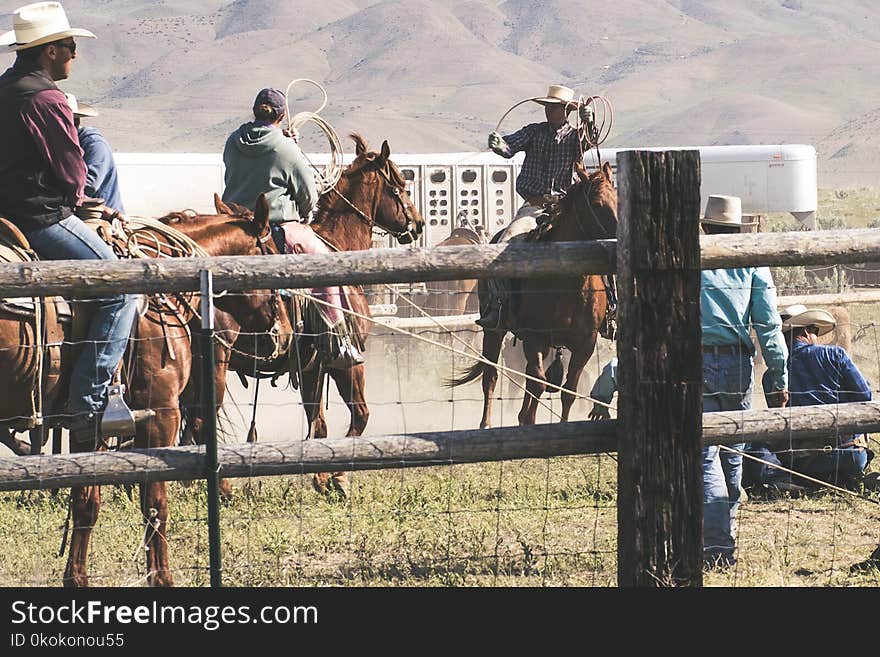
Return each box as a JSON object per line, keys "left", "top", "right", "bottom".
{"left": 313, "top": 133, "right": 404, "bottom": 218}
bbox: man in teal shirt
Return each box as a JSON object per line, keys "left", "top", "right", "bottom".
{"left": 700, "top": 195, "right": 788, "bottom": 569}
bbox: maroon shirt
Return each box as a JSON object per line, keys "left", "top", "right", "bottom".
{"left": 19, "top": 87, "right": 86, "bottom": 207}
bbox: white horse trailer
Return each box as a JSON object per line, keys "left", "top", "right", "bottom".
{"left": 114, "top": 143, "right": 818, "bottom": 245}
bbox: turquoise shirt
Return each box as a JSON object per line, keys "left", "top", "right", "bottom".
{"left": 701, "top": 267, "right": 788, "bottom": 391}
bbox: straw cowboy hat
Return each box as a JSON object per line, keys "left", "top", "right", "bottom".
{"left": 1, "top": 2, "right": 95, "bottom": 53}
{"left": 531, "top": 84, "right": 577, "bottom": 109}
{"left": 64, "top": 92, "right": 98, "bottom": 118}
{"left": 779, "top": 303, "right": 836, "bottom": 336}
{"left": 700, "top": 194, "right": 757, "bottom": 226}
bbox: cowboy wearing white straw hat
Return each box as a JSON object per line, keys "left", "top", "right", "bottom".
{"left": 699, "top": 194, "right": 757, "bottom": 229}
{"left": 1, "top": 1, "right": 95, "bottom": 52}
{"left": 779, "top": 303, "right": 837, "bottom": 336}
{"left": 477, "top": 84, "right": 594, "bottom": 329}
{"left": 742, "top": 303, "right": 875, "bottom": 497}
{"left": 0, "top": 3, "right": 140, "bottom": 440}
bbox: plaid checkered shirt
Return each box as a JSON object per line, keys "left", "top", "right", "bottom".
{"left": 499, "top": 121, "right": 582, "bottom": 199}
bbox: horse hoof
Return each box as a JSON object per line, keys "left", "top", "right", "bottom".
{"left": 312, "top": 473, "right": 332, "bottom": 496}
{"left": 148, "top": 571, "right": 175, "bottom": 588}
{"left": 331, "top": 472, "right": 350, "bottom": 499}
{"left": 219, "top": 478, "right": 234, "bottom": 502}
{"left": 62, "top": 573, "right": 88, "bottom": 588}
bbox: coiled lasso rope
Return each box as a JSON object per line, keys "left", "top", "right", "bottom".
{"left": 493, "top": 93, "right": 615, "bottom": 155}
{"left": 284, "top": 78, "right": 345, "bottom": 192}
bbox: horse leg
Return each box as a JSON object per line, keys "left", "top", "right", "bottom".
{"left": 479, "top": 329, "right": 505, "bottom": 429}
{"left": 138, "top": 409, "right": 178, "bottom": 587}
{"left": 182, "top": 335, "right": 235, "bottom": 500}
{"left": 301, "top": 365, "right": 327, "bottom": 440}
{"left": 518, "top": 341, "right": 549, "bottom": 426}
{"left": 0, "top": 428, "right": 31, "bottom": 456}
{"left": 63, "top": 430, "right": 103, "bottom": 587}
{"left": 329, "top": 363, "right": 368, "bottom": 437}
{"left": 560, "top": 342, "right": 594, "bottom": 422}
{"left": 63, "top": 481, "right": 101, "bottom": 587}
{"left": 324, "top": 363, "right": 369, "bottom": 497}
{"left": 300, "top": 365, "right": 334, "bottom": 495}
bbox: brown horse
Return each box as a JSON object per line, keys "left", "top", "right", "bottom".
{"left": 55, "top": 194, "right": 292, "bottom": 587}
{"left": 196, "top": 134, "right": 424, "bottom": 497}
{"left": 448, "top": 162, "right": 617, "bottom": 427}
{"left": 422, "top": 225, "right": 488, "bottom": 315}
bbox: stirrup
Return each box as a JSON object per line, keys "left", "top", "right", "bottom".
{"left": 101, "top": 384, "right": 155, "bottom": 437}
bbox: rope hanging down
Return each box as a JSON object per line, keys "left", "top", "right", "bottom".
{"left": 284, "top": 78, "right": 345, "bottom": 192}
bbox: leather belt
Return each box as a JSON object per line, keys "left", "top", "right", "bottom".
{"left": 702, "top": 343, "right": 748, "bottom": 355}
{"left": 524, "top": 194, "right": 561, "bottom": 207}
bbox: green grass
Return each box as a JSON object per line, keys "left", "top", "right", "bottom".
{"left": 0, "top": 455, "right": 876, "bottom": 587}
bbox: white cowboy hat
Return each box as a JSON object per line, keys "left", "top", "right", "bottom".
{"left": 64, "top": 92, "right": 98, "bottom": 117}
{"left": 1, "top": 2, "right": 95, "bottom": 53}
{"left": 700, "top": 194, "right": 757, "bottom": 226}
{"left": 531, "top": 84, "right": 577, "bottom": 108}
{"left": 780, "top": 303, "right": 836, "bottom": 336}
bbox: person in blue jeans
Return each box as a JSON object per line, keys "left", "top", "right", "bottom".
{"left": 699, "top": 195, "right": 789, "bottom": 570}
{"left": 65, "top": 93, "right": 125, "bottom": 213}
{"left": 745, "top": 304, "right": 874, "bottom": 496}
{"left": 0, "top": 4, "right": 138, "bottom": 441}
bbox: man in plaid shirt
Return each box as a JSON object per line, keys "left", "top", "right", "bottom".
{"left": 477, "top": 84, "right": 590, "bottom": 329}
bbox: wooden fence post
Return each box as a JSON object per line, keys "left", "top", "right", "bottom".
{"left": 616, "top": 150, "right": 703, "bottom": 586}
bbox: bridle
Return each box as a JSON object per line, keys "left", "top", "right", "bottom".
{"left": 569, "top": 176, "right": 616, "bottom": 241}
{"left": 326, "top": 162, "right": 421, "bottom": 244}
{"left": 216, "top": 227, "right": 288, "bottom": 362}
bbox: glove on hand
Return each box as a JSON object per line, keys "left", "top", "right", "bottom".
{"left": 588, "top": 405, "right": 611, "bottom": 421}
{"left": 488, "top": 131, "right": 503, "bottom": 152}
{"left": 578, "top": 103, "right": 593, "bottom": 125}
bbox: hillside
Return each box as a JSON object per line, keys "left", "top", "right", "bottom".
{"left": 2, "top": 0, "right": 879, "bottom": 186}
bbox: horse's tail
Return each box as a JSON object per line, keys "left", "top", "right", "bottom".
{"left": 445, "top": 360, "right": 484, "bottom": 388}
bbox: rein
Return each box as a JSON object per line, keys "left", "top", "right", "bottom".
{"left": 322, "top": 163, "right": 419, "bottom": 243}
{"left": 212, "top": 224, "right": 288, "bottom": 363}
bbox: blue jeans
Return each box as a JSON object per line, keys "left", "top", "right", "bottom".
{"left": 745, "top": 440, "right": 869, "bottom": 487}
{"left": 703, "top": 350, "right": 752, "bottom": 563}
{"left": 26, "top": 216, "right": 139, "bottom": 414}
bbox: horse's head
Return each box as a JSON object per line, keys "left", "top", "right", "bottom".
{"left": 340, "top": 134, "right": 425, "bottom": 245}
{"left": 183, "top": 194, "right": 293, "bottom": 358}
{"left": 560, "top": 161, "right": 618, "bottom": 240}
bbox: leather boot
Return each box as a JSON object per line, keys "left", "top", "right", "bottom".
{"left": 476, "top": 305, "right": 502, "bottom": 330}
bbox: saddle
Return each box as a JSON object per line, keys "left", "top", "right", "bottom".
{"left": 0, "top": 218, "right": 67, "bottom": 430}
{"left": 449, "top": 226, "right": 488, "bottom": 245}
{"left": 0, "top": 214, "right": 163, "bottom": 436}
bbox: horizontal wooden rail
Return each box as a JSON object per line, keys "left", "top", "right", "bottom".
{"left": 2, "top": 401, "right": 878, "bottom": 491}
{"left": 0, "top": 241, "right": 615, "bottom": 297}
{"left": 0, "top": 229, "right": 879, "bottom": 298}
{"left": 700, "top": 228, "right": 880, "bottom": 270}
{"left": 776, "top": 289, "right": 880, "bottom": 307}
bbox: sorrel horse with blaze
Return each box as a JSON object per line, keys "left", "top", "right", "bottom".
{"left": 448, "top": 162, "right": 617, "bottom": 427}
{"left": 59, "top": 194, "right": 292, "bottom": 586}
{"left": 194, "top": 134, "right": 424, "bottom": 497}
